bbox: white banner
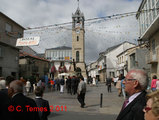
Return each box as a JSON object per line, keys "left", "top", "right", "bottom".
{"left": 16, "top": 37, "right": 40, "bottom": 46}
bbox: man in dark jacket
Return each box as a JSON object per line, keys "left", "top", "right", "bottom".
{"left": 0, "top": 91, "right": 11, "bottom": 120}
{"left": 106, "top": 77, "right": 112, "bottom": 93}
{"left": 35, "top": 86, "right": 50, "bottom": 120}
{"left": 116, "top": 69, "right": 148, "bottom": 120}
{"left": 8, "top": 80, "right": 40, "bottom": 120}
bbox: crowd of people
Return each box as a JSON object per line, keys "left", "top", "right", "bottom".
{"left": 0, "top": 74, "right": 87, "bottom": 120}
{"left": 0, "top": 76, "right": 51, "bottom": 120}
{"left": 0, "top": 69, "right": 159, "bottom": 120}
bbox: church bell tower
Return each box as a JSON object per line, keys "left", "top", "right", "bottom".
{"left": 71, "top": 2, "right": 87, "bottom": 78}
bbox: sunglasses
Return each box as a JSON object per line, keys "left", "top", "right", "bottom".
{"left": 143, "top": 106, "right": 152, "bottom": 112}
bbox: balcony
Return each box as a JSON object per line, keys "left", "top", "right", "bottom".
{"left": 146, "top": 52, "right": 158, "bottom": 64}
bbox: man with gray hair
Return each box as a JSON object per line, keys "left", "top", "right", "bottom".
{"left": 0, "top": 79, "right": 6, "bottom": 90}
{"left": 8, "top": 80, "right": 40, "bottom": 120}
{"left": 77, "top": 77, "right": 86, "bottom": 108}
{"left": 116, "top": 69, "right": 148, "bottom": 120}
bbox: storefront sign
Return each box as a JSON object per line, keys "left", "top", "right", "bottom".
{"left": 16, "top": 37, "right": 40, "bottom": 46}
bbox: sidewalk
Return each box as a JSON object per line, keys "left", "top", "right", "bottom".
{"left": 29, "top": 83, "right": 124, "bottom": 115}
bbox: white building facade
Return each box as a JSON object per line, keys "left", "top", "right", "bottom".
{"left": 45, "top": 46, "right": 72, "bottom": 78}
{"left": 104, "top": 42, "right": 135, "bottom": 78}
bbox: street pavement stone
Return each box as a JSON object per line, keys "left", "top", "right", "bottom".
{"left": 29, "top": 83, "right": 124, "bottom": 120}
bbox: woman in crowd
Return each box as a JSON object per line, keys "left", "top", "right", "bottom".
{"left": 116, "top": 74, "right": 122, "bottom": 97}
{"left": 143, "top": 90, "right": 159, "bottom": 120}
{"left": 151, "top": 75, "right": 158, "bottom": 91}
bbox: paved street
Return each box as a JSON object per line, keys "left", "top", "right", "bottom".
{"left": 30, "top": 83, "right": 124, "bottom": 120}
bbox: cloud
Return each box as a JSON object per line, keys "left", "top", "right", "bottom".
{"left": 0, "top": 0, "right": 141, "bottom": 64}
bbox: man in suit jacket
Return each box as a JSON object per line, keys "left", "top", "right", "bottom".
{"left": 35, "top": 86, "right": 50, "bottom": 120}
{"left": 8, "top": 80, "right": 40, "bottom": 120}
{"left": 116, "top": 69, "right": 148, "bottom": 120}
{"left": 0, "top": 91, "right": 11, "bottom": 120}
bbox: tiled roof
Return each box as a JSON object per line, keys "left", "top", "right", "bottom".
{"left": 19, "top": 52, "right": 49, "bottom": 62}
{"left": 46, "top": 46, "right": 72, "bottom": 50}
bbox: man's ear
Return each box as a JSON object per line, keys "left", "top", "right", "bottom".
{"left": 8, "top": 87, "right": 14, "bottom": 97}
{"left": 133, "top": 80, "right": 139, "bottom": 88}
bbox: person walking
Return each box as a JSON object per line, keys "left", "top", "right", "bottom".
{"left": 156, "top": 79, "right": 159, "bottom": 90}
{"left": 25, "top": 79, "right": 31, "bottom": 95}
{"left": 34, "top": 86, "right": 50, "bottom": 120}
{"left": 113, "top": 76, "right": 118, "bottom": 86}
{"left": 151, "top": 75, "right": 158, "bottom": 91}
{"left": 95, "top": 77, "right": 99, "bottom": 87}
{"left": 121, "top": 76, "right": 126, "bottom": 99}
{"left": 56, "top": 77, "right": 60, "bottom": 91}
{"left": 106, "top": 77, "right": 112, "bottom": 93}
{"left": 71, "top": 76, "right": 76, "bottom": 95}
{"left": 116, "top": 69, "right": 148, "bottom": 120}
{"left": 77, "top": 77, "right": 86, "bottom": 108}
{"left": 116, "top": 79, "right": 122, "bottom": 97}
{"left": 60, "top": 76, "right": 65, "bottom": 93}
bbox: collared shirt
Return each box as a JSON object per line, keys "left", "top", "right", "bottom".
{"left": 35, "top": 96, "right": 42, "bottom": 99}
{"left": 12, "top": 92, "right": 21, "bottom": 98}
{"left": 126, "top": 92, "right": 142, "bottom": 107}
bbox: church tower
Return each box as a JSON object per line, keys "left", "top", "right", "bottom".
{"left": 71, "top": 3, "right": 87, "bottom": 78}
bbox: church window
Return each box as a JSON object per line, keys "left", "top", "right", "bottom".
{"left": 76, "top": 51, "right": 79, "bottom": 62}
{"left": 77, "top": 36, "right": 79, "bottom": 41}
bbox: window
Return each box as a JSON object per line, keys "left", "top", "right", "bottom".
{"left": 76, "top": 51, "right": 79, "bottom": 62}
{"left": 5, "top": 23, "right": 12, "bottom": 32}
{"left": 130, "top": 53, "right": 136, "bottom": 68}
{"left": 152, "top": 0, "right": 155, "bottom": 7}
{"left": 77, "top": 36, "right": 79, "bottom": 41}
{"left": 148, "top": 0, "right": 151, "bottom": 9}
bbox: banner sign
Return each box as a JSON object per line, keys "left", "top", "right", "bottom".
{"left": 16, "top": 37, "right": 40, "bottom": 46}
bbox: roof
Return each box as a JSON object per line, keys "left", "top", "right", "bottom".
{"left": 19, "top": 52, "right": 49, "bottom": 62}
{"left": 0, "top": 12, "right": 25, "bottom": 30}
{"left": 116, "top": 46, "right": 137, "bottom": 57}
{"left": 103, "top": 41, "right": 136, "bottom": 54}
{"left": 46, "top": 46, "right": 72, "bottom": 50}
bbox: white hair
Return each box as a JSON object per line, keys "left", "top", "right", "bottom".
{"left": 129, "top": 69, "right": 148, "bottom": 90}
{"left": 10, "top": 80, "right": 23, "bottom": 93}
{"left": 0, "top": 80, "right": 6, "bottom": 89}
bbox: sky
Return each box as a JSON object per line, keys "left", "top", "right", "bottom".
{"left": 0, "top": 0, "right": 142, "bottom": 64}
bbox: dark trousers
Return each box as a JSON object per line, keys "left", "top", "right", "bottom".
{"left": 107, "top": 85, "right": 111, "bottom": 92}
{"left": 67, "top": 85, "right": 71, "bottom": 93}
{"left": 57, "top": 84, "right": 60, "bottom": 91}
{"left": 77, "top": 93, "right": 85, "bottom": 107}
{"left": 71, "top": 86, "right": 76, "bottom": 95}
